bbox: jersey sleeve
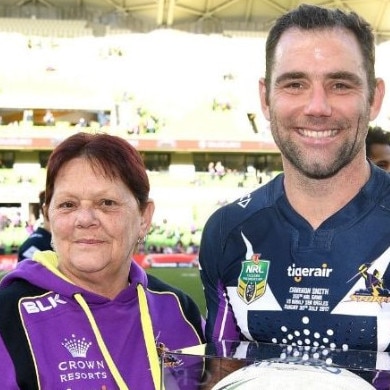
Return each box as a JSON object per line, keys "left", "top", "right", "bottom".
{"left": 199, "top": 208, "right": 241, "bottom": 342}
{"left": 0, "top": 334, "right": 20, "bottom": 389}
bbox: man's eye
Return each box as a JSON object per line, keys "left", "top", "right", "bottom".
{"left": 288, "top": 82, "right": 303, "bottom": 89}
{"left": 333, "top": 82, "right": 350, "bottom": 90}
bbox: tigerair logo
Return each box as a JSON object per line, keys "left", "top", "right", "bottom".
{"left": 288, "top": 263, "right": 333, "bottom": 282}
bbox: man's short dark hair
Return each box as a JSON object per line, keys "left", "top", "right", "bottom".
{"left": 264, "top": 4, "right": 376, "bottom": 104}
{"left": 366, "top": 126, "right": 390, "bottom": 158}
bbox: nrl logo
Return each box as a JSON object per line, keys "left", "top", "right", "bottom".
{"left": 237, "top": 253, "right": 270, "bottom": 304}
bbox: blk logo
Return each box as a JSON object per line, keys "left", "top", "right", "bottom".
{"left": 22, "top": 294, "right": 67, "bottom": 313}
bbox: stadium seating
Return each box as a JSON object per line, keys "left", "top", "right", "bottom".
{"left": 0, "top": 17, "right": 93, "bottom": 37}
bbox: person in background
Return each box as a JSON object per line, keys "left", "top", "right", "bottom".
{"left": 366, "top": 126, "right": 390, "bottom": 172}
{"left": 0, "top": 132, "right": 204, "bottom": 389}
{"left": 17, "top": 190, "right": 52, "bottom": 262}
{"left": 199, "top": 4, "right": 389, "bottom": 389}
{"left": 43, "top": 110, "right": 55, "bottom": 126}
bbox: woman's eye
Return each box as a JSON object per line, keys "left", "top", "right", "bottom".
{"left": 101, "top": 199, "right": 116, "bottom": 207}
{"left": 59, "top": 201, "right": 74, "bottom": 209}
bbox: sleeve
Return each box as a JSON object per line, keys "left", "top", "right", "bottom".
{"left": 0, "top": 281, "right": 44, "bottom": 389}
{"left": 199, "top": 208, "right": 241, "bottom": 343}
{"left": 147, "top": 273, "right": 205, "bottom": 342}
{"left": 146, "top": 275, "right": 206, "bottom": 390}
{"left": 373, "top": 370, "right": 390, "bottom": 390}
{"left": 0, "top": 335, "right": 20, "bottom": 389}
{"left": 175, "top": 287, "right": 205, "bottom": 342}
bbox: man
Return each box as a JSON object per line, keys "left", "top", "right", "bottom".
{"left": 199, "top": 4, "right": 389, "bottom": 389}
{"left": 17, "top": 190, "right": 52, "bottom": 261}
{"left": 366, "top": 126, "right": 390, "bottom": 172}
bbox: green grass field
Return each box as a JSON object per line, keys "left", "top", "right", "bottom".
{"left": 146, "top": 267, "right": 206, "bottom": 316}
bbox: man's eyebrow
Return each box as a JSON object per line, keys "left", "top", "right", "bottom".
{"left": 327, "top": 71, "right": 363, "bottom": 85}
{"left": 274, "top": 71, "right": 363, "bottom": 85}
{"left": 275, "top": 72, "right": 306, "bottom": 84}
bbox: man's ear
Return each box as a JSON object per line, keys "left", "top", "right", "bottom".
{"left": 259, "top": 78, "right": 270, "bottom": 120}
{"left": 369, "top": 78, "right": 385, "bottom": 121}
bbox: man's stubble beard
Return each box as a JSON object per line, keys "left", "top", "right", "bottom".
{"left": 269, "top": 114, "right": 369, "bottom": 180}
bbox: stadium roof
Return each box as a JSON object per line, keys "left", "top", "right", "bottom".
{"left": 1, "top": 0, "right": 390, "bottom": 42}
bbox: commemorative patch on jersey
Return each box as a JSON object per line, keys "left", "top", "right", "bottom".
{"left": 237, "top": 254, "right": 270, "bottom": 304}
{"left": 350, "top": 263, "right": 390, "bottom": 303}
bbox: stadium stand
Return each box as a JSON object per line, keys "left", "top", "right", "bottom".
{"left": 0, "top": 18, "right": 93, "bottom": 37}
{"left": 0, "top": 9, "right": 389, "bottom": 264}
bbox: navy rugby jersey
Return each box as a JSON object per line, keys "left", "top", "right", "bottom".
{"left": 199, "top": 164, "right": 390, "bottom": 384}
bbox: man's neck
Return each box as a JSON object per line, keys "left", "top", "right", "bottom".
{"left": 283, "top": 158, "right": 371, "bottom": 230}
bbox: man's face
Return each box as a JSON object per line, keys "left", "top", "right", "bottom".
{"left": 259, "top": 27, "right": 384, "bottom": 179}
{"left": 368, "top": 143, "right": 390, "bottom": 172}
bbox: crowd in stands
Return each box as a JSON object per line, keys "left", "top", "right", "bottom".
{"left": 137, "top": 219, "right": 201, "bottom": 255}
{"left": 126, "top": 107, "right": 164, "bottom": 135}
{"left": 0, "top": 209, "right": 201, "bottom": 257}
{"left": 0, "top": 167, "right": 42, "bottom": 186}
{"left": 0, "top": 209, "right": 34, "bottom": 253}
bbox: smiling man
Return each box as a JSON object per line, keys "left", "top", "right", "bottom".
{"left": 199, "top": 4, "right": 390, "bottom": 390}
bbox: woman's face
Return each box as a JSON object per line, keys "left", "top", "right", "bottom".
{"left": 47, "top": 157, "right": 154, "bottom": 287}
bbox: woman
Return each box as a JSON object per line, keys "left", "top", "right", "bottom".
{"left": 0, "top": 132, "right": 204, "bottom": 389}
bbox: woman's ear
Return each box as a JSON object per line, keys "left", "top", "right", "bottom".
{"left": 141, "top": 200, "right": 155, "bottom": 237}
{"left": 42, "top": 203, "right": 49, "bottom": 221}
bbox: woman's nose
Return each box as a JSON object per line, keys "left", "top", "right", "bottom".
{"left": 75, "top": 206, "right": 98, "bottom": 227}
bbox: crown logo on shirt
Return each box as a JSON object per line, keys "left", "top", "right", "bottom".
{"left": 62, "top": 334, "right": 92, "bottom": 358}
